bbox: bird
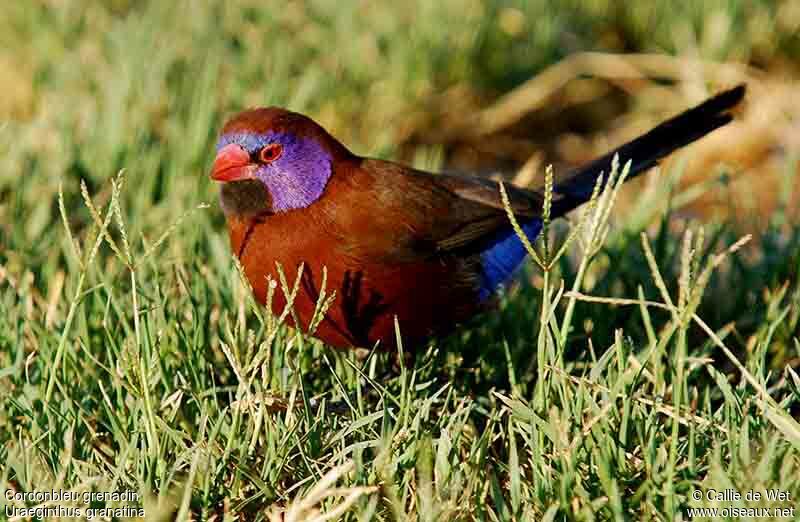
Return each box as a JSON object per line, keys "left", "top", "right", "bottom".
{"left": 210, "top": 85, "right": 745, "bottom": 351}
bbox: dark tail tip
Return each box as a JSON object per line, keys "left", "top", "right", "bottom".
{"left": 552, "top": 84, "right": 746, "bottom": 217}
{"left": 705, "top": 84, "right": 747, "bottom": 112}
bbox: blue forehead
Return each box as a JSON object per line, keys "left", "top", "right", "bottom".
{"left": 217, "top": 131, "right": 297, "bottom": 153}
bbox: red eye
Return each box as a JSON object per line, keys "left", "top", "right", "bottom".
{"left": 259, "top": 143, "right": 283, "bottom": 163}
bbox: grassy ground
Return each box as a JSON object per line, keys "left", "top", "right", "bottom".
{"left": 1, "top": 1, "right": 800, "bottom": 520}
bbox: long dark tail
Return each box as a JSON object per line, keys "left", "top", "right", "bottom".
{"left": 551, "top": 84, "right": 745, "bottom": 217}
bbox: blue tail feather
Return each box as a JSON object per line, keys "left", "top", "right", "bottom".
{"left": 478, "top": 219, "right": 542, "bottom": 301}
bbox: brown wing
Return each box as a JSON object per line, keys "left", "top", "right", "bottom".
{"left": 319, "top": 158, "right": 543, "bottom": 262}
{"left": 431, "top": 172, "right": 543, "bottom": 251}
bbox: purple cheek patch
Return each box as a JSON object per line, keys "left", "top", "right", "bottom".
{"left": 217, "top": 131, "right": 333, "bottom": 212}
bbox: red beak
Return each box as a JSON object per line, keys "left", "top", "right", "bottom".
{"left": 210, "top": 144, "right": 256, "bottom": 182}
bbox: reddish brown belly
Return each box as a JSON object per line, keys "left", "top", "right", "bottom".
{"left": 245, "top": 255, "right": 475, "bottom": 349}
{"left": 229, "top": 214, "right": 480, "bottom": 350}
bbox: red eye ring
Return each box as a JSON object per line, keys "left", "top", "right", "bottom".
{"left": 259, "top": 143, "right": 283, "bottom": 163}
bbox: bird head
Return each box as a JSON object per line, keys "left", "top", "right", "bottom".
{"left": 211, "top": 108, "right": 351, "bottom": 216}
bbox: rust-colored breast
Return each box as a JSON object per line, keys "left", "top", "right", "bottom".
{"left": 227, "top": 194, "right": 480, "bottom": 350}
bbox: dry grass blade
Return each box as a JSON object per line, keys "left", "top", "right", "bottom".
{"left": 273, "top": 461, "right": 377, "bottom": 522}
{"left": 545, "top": 365, "right": 727, "bottom": 433}
{"left": 640, "top": 232, "right": 679, "bottom": 320}
{"left": 58, "top": 183, "right": 82, "bottom": 267}
{"left": 80, "top": 177, "right": 125, "bottom": 265}
{"left": 110, "top": 172, "right": 132, "bottom": 266}
{"left": 45, "top": 180, "right": 119, "bottom": 403}
{"left": 564, "top": 281, "right": 800, "bottom": 449}
{"left": 691, "top": 314, "right": 800, "bottom": 449}
{"left": 140, "top": 203, "right": 210, "bottom": 263}
{"left": 308, "top": 266, "right": 338, "bottom": 336}
{"left": 499, "top": 181, "right": 544, "bottom": 269}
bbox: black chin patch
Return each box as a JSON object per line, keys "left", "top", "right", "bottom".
{"left": 219, "top": 180, "right": 273, "bottom": 217}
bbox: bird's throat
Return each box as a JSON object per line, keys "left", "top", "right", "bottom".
{"left": 219, "top": 179, "right": 273, "bottom": 218}
{"left": 219, "top": 180, "right": 273, "bottom": 259}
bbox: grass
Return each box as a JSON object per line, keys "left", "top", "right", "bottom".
{"left": 1, "top": 1, "right": 800, "bottom": 520}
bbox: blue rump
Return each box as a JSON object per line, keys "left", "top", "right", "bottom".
{"left": 478, "top": 219, "right": 542, "bottom": 301}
